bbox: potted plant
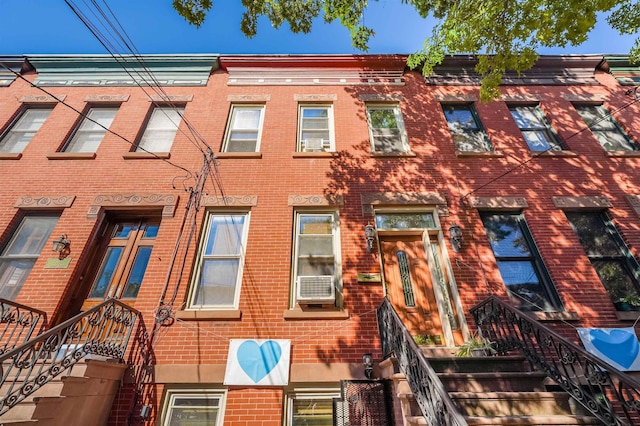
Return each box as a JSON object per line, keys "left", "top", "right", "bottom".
{"left": 614, "top": 295, "right": 640, "bottom": 311}
{"left": 455, "top": 333, "right": 497, "bottom": 357}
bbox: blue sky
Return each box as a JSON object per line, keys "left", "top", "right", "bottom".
{"left": 0, "top": 1, "right": 637, "bottom": 56}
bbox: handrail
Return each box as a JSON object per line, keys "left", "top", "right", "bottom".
{"left": 471, "top": 296, "right": 640, "bottom": 426}
{"left": 0, "top": 299, "right": 46, "bottom": 354}
{"left": 0, "top": 299, "right": 139, "bottom": 416}
{"left": 377, "top": 297, "right": 468, "bottom": 426}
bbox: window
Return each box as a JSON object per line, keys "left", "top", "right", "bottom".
{"left": 298, "top": 105, "right": 335, "bottom": 152}
{"left": 0, "top": 108, "right": 53, "bottom": 153}
{"left": 162, "top": 390, "right": 226, "bottom": 426}
{"left": 0, "top": 215, "right": 58, "bottom": 300}
{"left": 188, "top": 213, "right": 248, "bottom": 308}
{"left": 366, "top": 104, "right": 408, "bottom": 153}
{"left": 443, "top": 104, "right": 492, "bottom": 152}
{"left": 136, "top": 106, "right": 184, "bottom": 152}
{"left": 293, "top": 212, "right": 341, "bottom": 306}
{"left": 64, "top": 107, "right": 118, "bottom": 153}
{"left": 222, "top": 105, "right": 264, "bottom": 152}
{"left": 565, "top": 211, "right": 640, "bottom": 309}
{"left": 509, "top": 105, "right": 564, "bottom": 151}
{"left": 574, "top": 105, "right": 636, "bottom": 152}
{"left": 285, "top": 391, "right": 339, "bottom": 426}
{"left": 481, "top": 212, "right": 561, "bottom": 311}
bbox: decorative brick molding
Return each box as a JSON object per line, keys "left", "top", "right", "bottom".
{"left": 358, "top": 94, "right": 403, "bottom": 102}
{"left": 20, "top": 95, "right": 66, "bottom": 103}
{"left": 288, "top": 195, "right": 344, "bottom": 206}
{"left": 227, "top": 94, "right": 271, "bottom": 103}
{"left": 563, "top": 94, "right": 606, "bottom": 103}
{"left": 432, "top": 94, "right": 478, "bottom": 102}
{"left": 149, "top": 94, "right": 193, "bottom": 103}
{"left": 468, "top": 196, "right": 528, "bottom": 210}
{"left": 87, "top": 193, "right": 179, "bottom": 218}
{"left": 14, "top": 195, "right": 75, "bottom": 209}
{"left": 84, "top": 94, "right": 130, "bottom": 103}
{"left": 360, "top": 192, "right": 447, "bottom": 216}
{"left": 500, "top": 94, "right": 542, "bottom": 103}
{"left": 626, "top": 195, "right": 640, "bottom": 217}
{"left": 552, "top": 195, "right": 612, "bottom": 209}
{"left": 200, "top": 195, "right": 258, "bottom": 207}
{"left": 294, "top": 94, "right": 337, "bottom": 102}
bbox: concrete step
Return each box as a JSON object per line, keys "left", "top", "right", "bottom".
{"left": 68, "top": 358, "right": 127, "bottom": 381}
{"left": 0, "top": 396, "right": 61, "bottom": 421}
{"left": 450, "top": 391, "right": 572, "bottom": 417}
{"left": 464, "top": 414, "right": 604, "bottom": 425}
{"left": 427, "top": 356, "right": 531, "bottom": 374}
{"left": 439, "top": 372, "right": 548, "bottom": 393}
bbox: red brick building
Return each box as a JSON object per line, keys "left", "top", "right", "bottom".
{"left": 0, "top": 53, "right": 639, "bottom": 425}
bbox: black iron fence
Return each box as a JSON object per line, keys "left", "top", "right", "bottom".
{"left": 0, "top": 299, "right": 46, "bottom": 354}
{"left": 471, "top": 295, "right": 640, "bottom": 426}
{"left": 377, "top": 297, "right": 468, "bottom": 426}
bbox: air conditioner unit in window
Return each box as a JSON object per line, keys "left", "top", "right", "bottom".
{"left": 297, "top": 276, "right": 335, "bottom": 305}
{"left": 303, "top": 138, "right": 324, "bottom": 152}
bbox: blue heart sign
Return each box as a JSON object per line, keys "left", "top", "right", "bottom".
{"left": 224, "top": 339, "right": 291, "bottom": 386}
{"left": 577, "top": 328, "right": 640, "bottom": 371}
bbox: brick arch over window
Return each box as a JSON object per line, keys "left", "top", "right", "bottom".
{"left": 86, "top": 193, "right": 179, "bottom": 218}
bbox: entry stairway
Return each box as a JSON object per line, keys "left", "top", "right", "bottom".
{"left": 0, "top": 299, "right": 141, "bottom": 425}
{"left": 380, "top": 349, "right": 602, "bottom": 425}
{"left": 377, "top": 296, "right": 640, "bottom": 426}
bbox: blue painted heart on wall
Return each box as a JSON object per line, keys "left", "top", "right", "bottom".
{"left": 589, "top": 329, "right": 639, "bottom": 369}
{"left": 237, "top": 340, "right": 282, "bottom": 383}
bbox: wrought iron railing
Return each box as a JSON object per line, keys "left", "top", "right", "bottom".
{"left": 0, "top": 299, "right": 46, "bottom": 354}
{"left": 0, "top": 299, "right": 139, "bottom": 416}
{"left": 377, "top": 297, "right": 468, "bottom": 426}
{"left": 471, "top": 296, "right": 640, "bottom": 426}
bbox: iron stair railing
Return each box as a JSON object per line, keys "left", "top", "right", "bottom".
{"left": 377, "top": 297, "right": 468, "bottom": 426}
{"left": 471, "top": 295, "right": 640, "bottom": 426}
{"left": 0, "top": 299, "right": 46, "bottom": 355}
{"left": 0, "top": 299, "right": 139, "bottom": 416}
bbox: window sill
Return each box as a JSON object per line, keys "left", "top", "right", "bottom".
{"left": 283, "top": 307, "right": 349, "bottom": 320}
{"left": 455, "top": 150, "right": 504, "bottom": 158}
{"left": 122, "top": 152, "right": 171, "bottom": 160}
{"left": 525, "top": 311, "right": 580, "bottom": 321}
{"left": 215, "top": 152, "right": 262, "bottom": 159}
{"left": 292, "top": 151, "right": 337, "bottom": 158}
{"left": 531, "top": 150, "right": 578, "bottom": 158}
{"left": 370, "top": 151, "right": 416, "bottom": 158}
{"left": 606, "top": 151, "right": 640, "bottom": 158}
{"left": 47, "top": 152, "right": 96, "bottom": 160}
{"left": 0, "top": 153, "right": 22, "bottom": 160}
{"left": 176, "top": 309, "right": 242, "bottom": 321}
{"left": 616, "top": 311, "right": 640, "bottom": 321}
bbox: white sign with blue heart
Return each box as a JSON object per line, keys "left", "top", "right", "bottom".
{"left": 224, "top": 339, "right": 291, "bottom": 386}
{"left": 577, "top": 327, "right": 640, "bottom": 371}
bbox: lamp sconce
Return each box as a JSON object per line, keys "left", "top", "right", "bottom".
{"left": 362, "top": 353, "right": 374, "bottom": 379}
{"left": 52, "top": 235, "right": 71, "bottom": 260}
{"left": 449, "top": 225, "right": 463, "bottom": 253}
{"left": 364, "top": 223, "right": 377, "bottom": 253}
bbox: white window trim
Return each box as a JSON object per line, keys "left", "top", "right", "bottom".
{"left": 365, "top": 103, "right": 409, "bottom": 153}
{"left": 285, "top": 389, "right": 340, "bottom": 426}
{"left": 222, "top": 104, "right": 265, "bottom": 153}
{"left": 187, "top": 211, "right": 250, "bottom": 309}
{"left": 136, "top": 106, "right": 184, "bottom": 152}
{"left": 64, "top": 107, "right": 118, "bottom": 153}
{"left": 291, "top": 211, "right": 342, "bottom": 308}
{"left": 161, "top": 389, "right": 227, "bottom": 426}
{"left": 297, "top": 104, "right": 335, "bottom": 152}
{"left": 0, "top": 107, "right": 53, "bottom": 153}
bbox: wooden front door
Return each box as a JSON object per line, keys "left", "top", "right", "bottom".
{"left": 81, "top": 218, "right": 159, "bottom": 311}
{"left": 381, "top": 235, "right": 444, "bottom": 343}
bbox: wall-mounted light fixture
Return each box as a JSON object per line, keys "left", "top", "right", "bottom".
{"left": 52, "top": 235, "right": 71, "bottom": 259}
{"left": 364, "top": 224, "right": 376, "bottom": 253}
{"left": 449, "top": 225, "right": 463, "bottom": 253}
{"left": 362, "top": 353, "right": 374, "bottom": 379}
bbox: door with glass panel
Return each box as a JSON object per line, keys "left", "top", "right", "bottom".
{"left": 81, "top": 218, "right": 158, "bottom": 311}
{"left": 380, "top": 235, "right": 444, "bottom": 342}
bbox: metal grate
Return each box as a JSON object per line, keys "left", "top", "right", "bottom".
{"left": 333, "top": 380, "right": 394, "bottom": 426}
{"left": 298, "top": 276, "right": 334, "bottom": 299}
